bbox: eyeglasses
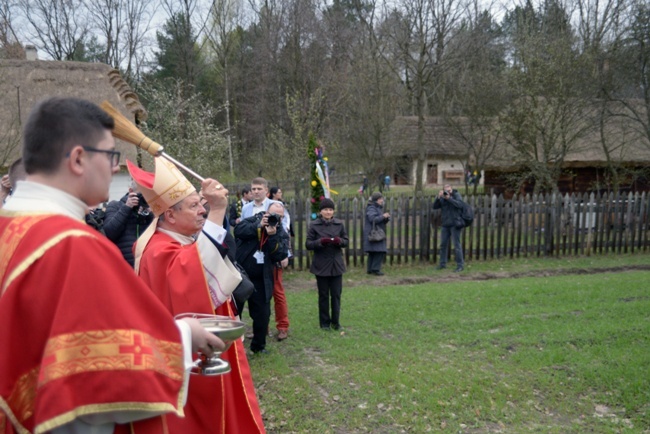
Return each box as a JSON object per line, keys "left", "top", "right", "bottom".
{"left": 82, "top": 146, "right": 121, "bottom": 167}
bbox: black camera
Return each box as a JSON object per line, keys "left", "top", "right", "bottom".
{"left": 443, "top": 191, "right": 449, "bottom": 197}
{"left": 134, "top": 193, "right": 150, "bottom": 216}
{"left": 267, "top": 213, "right": 280, "bottom": 227}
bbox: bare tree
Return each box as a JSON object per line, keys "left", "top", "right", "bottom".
{"left": 85, "top": 0, "right": 155, "bottom": 80}
{"left": 498, "top": 0, "right": 595, "bottom": 193}
{"left": 0, "top": 1, "right": 25, "bottom": 59}
{"left": 379, "top": 0, "right": 465, "bottom": 192}
{"left": 17, "top": 0, "right": 90, "bottom": 60}
{"left": 442, "top": 4, "right": 507, "bottom": 194}
{"left": 205, "top": 0, "right": 245, "bottom": 177}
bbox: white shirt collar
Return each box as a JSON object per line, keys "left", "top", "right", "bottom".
{"left": 157, "top": 227, "right": 196, "bottom": 246}
{"left": 3, "top": 180, "right": 88, "bottom": 220}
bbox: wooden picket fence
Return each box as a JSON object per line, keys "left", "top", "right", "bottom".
{"left": 282, "top": 191, "right": 650, "bottom": 270}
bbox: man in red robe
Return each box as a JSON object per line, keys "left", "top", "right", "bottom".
{"left": 0, "top": 97, "right": 224, "bottom": 434}
{"left": 131, "top": 158, "right": 266, "bottom": 434}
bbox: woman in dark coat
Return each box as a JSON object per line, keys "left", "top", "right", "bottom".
{"left": 363, "top": 192, "right": 391, "bottom": 275}
{"left": 306, "top": 198, "right": 349, "bottom": 330}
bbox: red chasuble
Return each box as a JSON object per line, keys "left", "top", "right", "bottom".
{"left": 0, "top": 213, "right": 186, "bottom": 434}
{"left": 137, "top": 231, "right": 266, "bottom": 434}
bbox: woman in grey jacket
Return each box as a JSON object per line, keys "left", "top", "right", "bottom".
{"left": 363, "top": 192, "right": 391, "bottom": 275}
{"left": 306, "top": 199, "right": 349, "bottom": 330}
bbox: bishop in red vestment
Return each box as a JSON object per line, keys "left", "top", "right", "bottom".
{"left": 130, "top": 159, "right": 266, "bottom": 434}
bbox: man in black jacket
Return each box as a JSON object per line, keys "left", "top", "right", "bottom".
{"left": 103, "top": 183, "right": 154, "bottom": 267}
{"left": 234, "top": 201, "right": 289, "bottom": 354}
{"left": 433, "top": 184, "right": 465, "bottom": 272}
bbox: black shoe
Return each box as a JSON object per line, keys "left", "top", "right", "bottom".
{"left": 436, "top": 265, "right": 446, "bottom": 270}
{"left": 251, "top": 348, "right": 269, "bottom": 355}
{"left": 331, "top": 324, "right": 341, "bottom": 331}
{"left": 453, "top": 266, "right": 464, "bottom": 273}
{"left": 373, "top": 271, "right": 384, "bottom": 276}
{"left": 320, "top": 326, "right": 331, "bottom": 331}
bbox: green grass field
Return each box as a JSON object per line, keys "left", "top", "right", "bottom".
{"left": 246, "top": 256, "right": 650, "bottom": 433}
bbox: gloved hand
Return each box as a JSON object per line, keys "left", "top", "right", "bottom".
{"left": 332, "top": 237, "right": 342, "bottom": 245}
{"left": 320, "top": 237, "right": 332, "bottom": 245}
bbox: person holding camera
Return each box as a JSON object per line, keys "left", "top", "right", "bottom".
{"left": 103, "top": 181, "right": 154, "bottom": 267}
{"left": 240, "top": 178, "right": 292, "bottom": 341}
{"left": 235, "top": 202, "right": 290, "bottom": 354}
{"left": 306, "top": 198, "right": 349, "bottom": 330}
{"left": 433, "top": 184, "right": 465, "bottom": 272}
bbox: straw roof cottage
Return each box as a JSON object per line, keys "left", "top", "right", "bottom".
{"left": 386, "top": 110, "right": 650, "bottom": 194}
{"left": 0, "top": 59, "right": 149, "bottom": 199}
{"left": 385, "top": 116, "right": 482, "bottom": 186}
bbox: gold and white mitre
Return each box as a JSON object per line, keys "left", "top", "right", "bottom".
{"left": 127, "top": 158, "right": 195, "bottom": 216}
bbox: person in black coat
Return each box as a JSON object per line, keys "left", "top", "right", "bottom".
{"left": 234, "top": 202, "right": 289, "bottom": 354}
{"left": 363, "top": 192, "right": 390, "bottom": 275}
{"left": 103, "top": 187, "right": 153, "bottom": 267}
{"left": 432, "top": 184, "right": 465, "bottom": 272}
{"left": 306, "top": 198, "right": 349, "bottom": 330}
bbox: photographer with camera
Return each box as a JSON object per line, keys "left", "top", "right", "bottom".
{"left": 240, "top": 177, "right": 292, "bottom": 341}
{"left": 433, "top": 184, "right": 465, "bottom": 272}
{"left": 103, "top": 181, "right": 154, "bottom": 267}
{"left": 235, "top": 202, "right": 289, "bottom": 354}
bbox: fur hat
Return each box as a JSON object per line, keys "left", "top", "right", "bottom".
{"left": 319, "top": 198, "right": 335, "bottom": 210}
{"left": 370, "top": 192, "right": 383, "bottom": 202}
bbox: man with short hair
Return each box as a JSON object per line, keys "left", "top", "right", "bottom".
{"left": 433, "top": 183, "right": 465, "bottom": 272}
{"left": 235, "top": 201, "right": 289, "bottom": 353}
{"left": 131, "top": 158, "right": 266, "bottom": 434}
{"left": 0, "top": 97, "right": 223, "bottom": 434}
{"left": 240, "top": 177, "right": 292, "bottom": 341}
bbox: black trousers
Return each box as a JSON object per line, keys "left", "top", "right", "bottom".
{"left": 246, "top": 275, "right": 270, "bottom": 352}
{"left": 367, "top": 252, "right": 386, "bottom": 273}
{"left": 316, "top": 275, "right": 342, "bottom": 328}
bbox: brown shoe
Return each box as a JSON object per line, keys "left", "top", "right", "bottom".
{"left": 277, "top": 330, "right": 288, "bottom": 341}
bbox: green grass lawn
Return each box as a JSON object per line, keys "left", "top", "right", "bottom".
{"left": 247, "top": 257, "right": 650, "bottom": 433}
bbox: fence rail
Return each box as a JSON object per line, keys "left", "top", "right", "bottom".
{"left": 280, "top": 191, "right": 650, "bottom": 270}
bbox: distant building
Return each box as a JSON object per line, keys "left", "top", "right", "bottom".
{"left": 0, "top": 58, "right": 150, "bottom": 201}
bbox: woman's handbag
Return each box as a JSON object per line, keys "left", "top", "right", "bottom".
{"left": 368, "top": 222, "right": 386, "bottom": 242}
{"left": 232, "top": 262, "right": 255, "bottom": 306}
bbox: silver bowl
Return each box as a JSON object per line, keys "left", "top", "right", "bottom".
{"left": 175, "top": 313, "right": 246, "bottom": 376}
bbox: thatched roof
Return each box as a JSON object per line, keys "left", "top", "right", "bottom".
{"left": 387, "top": 111, "right": 650, "bottom": 169}
{"left": 385, "top": 116, "right": 469, "bottom": 158}
{"left": 0, "top": 59, "right": 147, "bottom": 168}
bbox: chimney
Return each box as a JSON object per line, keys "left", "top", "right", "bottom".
{"left": 25, "top": 45, "right": 38, "bottom": 61}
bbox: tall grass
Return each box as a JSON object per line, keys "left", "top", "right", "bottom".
{"left": 248, "top": 268, "right": 650, "bottom": 433}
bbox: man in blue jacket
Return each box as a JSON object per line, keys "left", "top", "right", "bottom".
{"left": 433, "top": 184, "right": 465, "bottom": 272}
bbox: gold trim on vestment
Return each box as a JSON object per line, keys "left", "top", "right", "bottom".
{"left": 40, "top": 329, "right": 184, "bottom": 386}
{"left": 0, "top": 214, "right": 54, "bottom": 297}
{"left": 3, "top": 367, "right": 38, "bottom": 428}
{"left": 0, "top": 397, "right": 30, "bottom": 434}
{"left": 2, "top": 229, "right": 95, "bottom": 295}
{"left": 35, "top": 401, "right": 181, "bottom": 434}
{"left": 225, "top": 301, "right": 266, "bottom": 433}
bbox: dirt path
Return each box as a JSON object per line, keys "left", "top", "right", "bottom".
{"left": 283, "top": 264, "right": 650, "bottom": 292}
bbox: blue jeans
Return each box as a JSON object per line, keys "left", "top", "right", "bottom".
{"left": 439, "top": 226, "right": 464, "bottom": 268}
